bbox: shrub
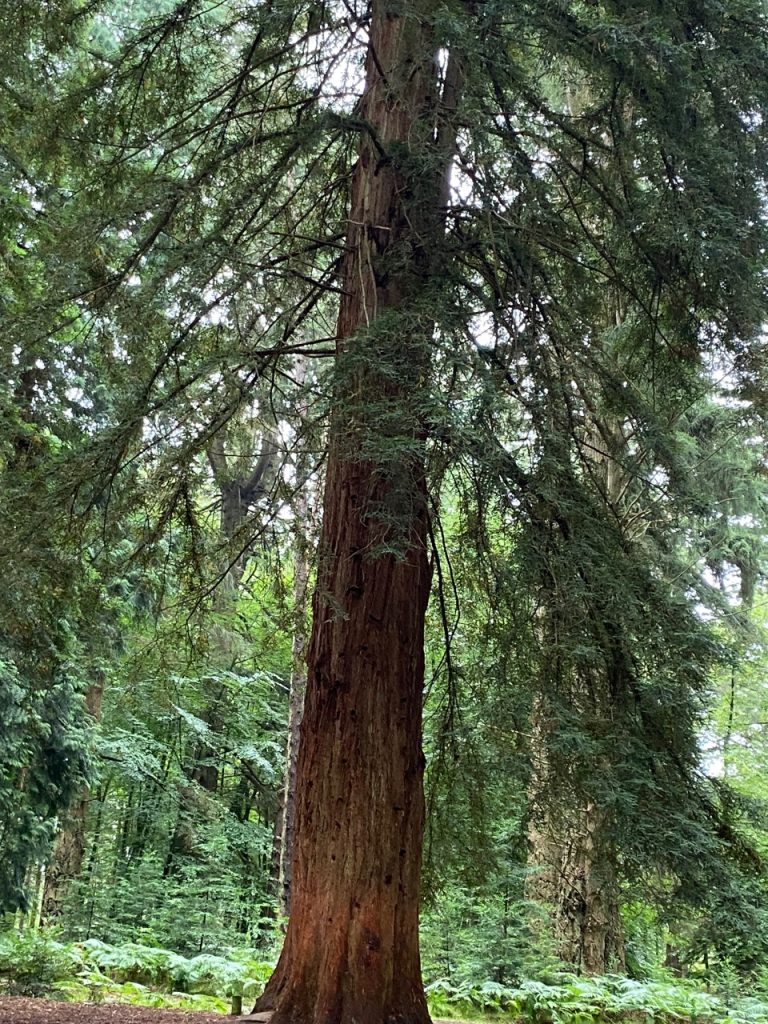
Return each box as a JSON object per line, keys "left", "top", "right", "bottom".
{"left": 0, "top": 930, "right": 78, "bottom": 996}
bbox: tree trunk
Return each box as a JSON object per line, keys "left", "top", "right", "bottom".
{"left": 527, "top": 411, "right": 631, "bottom": 975}
{"left": 276, "top": 353, "right": 313, "bottom": 922}
{"left": 276, "top": 540, "right": 308, "bottom": 922}
{"left": 41, "top": 798, "right": 89, "bottom": 922}
{"left": 528, "top": 799, "right": 625, "bottom": 975}
{"left": 250, "top": 4, "right": 458, "bottom": 1022}
{"left": 172, "top": 412, "right": 278, "bottom": 821}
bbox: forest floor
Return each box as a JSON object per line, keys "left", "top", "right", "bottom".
{"left": 0, "top": 999, "right": 470, "bottom": 1024}
{"left": 0, "top": 997, "right": 227, "bottom": 1023}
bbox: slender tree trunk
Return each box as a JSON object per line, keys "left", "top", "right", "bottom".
{"left": 276, "top": 354, "right": 313, "bottom": 922}
{"left": 276, "top": 536, "right": 309, "bottom": 922}
{"left": 161, "top": 413, "right": 279, "bottom": 880}
{"left": 250, "top": 5, "right": 458, "bottom": 1021}
{"left": 41, "top": 799, "right": 89, "bottom": 921}
{"left": 527, "top": 635, "right": 626, "bottom": 973}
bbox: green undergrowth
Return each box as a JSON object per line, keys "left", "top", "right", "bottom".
{"left": 425, "top": 976, "right": 768, "bottom": 1024}
{"left": 0, "top": 930, "right": 272, "bottom": 1011}
{"left": 2, "top": 931, "right": 768, "bottom": 1022}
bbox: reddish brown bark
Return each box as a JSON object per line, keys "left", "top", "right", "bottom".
{"left": 251, "top": 4, "right": 456, "bottom": 1022}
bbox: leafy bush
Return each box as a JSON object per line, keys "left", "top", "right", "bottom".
{"left": 0, "top": 930, "right": 78, "bottom": 995}
{"left": 78, "top": 939, "right": 186, "bottom": 988}
{"left": 56, "top": 975, "right": 230, "bottom": 1013}
{"left": 420, "top": 880, "right": 559, "bottom": 989}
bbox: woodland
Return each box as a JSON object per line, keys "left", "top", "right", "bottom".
{"left": 2, "top": 0, "right": 768, "bottom": 1022}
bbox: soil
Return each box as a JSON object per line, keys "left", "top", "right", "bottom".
{"left": 0, "top": 997, "right": 227, "bottom": 1024}
{"left": 0, "top": 999, "right": 468, "bottom": 1024}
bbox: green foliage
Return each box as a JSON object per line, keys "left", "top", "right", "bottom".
{"left": 75, "top": 938, "right": 272, "bottom": 997}
{"left": 57, "top": 977, "right": 229, "bottom": 1014}
{"left": 426, "top": 973, "right": 768, "bottom": 1024}
{"left": 0, "top": 931, "right": 272, "bottom": 1006}
{"left": 0, "top": 930, "right": 78, "bottom": 996}
{"left": 11, "top": 930, "right": 768, "bottom": 1024}
{"left": 0, "top": 651, "right": 90, "bottom": 913}
{"left": 421, "top": 880, "right": 559, "bottom": 989}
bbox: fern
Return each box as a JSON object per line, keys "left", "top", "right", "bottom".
{"left": 427, "top": 973, "right": 768, "bottom": 1024}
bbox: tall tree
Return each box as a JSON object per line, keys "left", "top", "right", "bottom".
{"left": 251, "top": 4, "right": 461, "bottom": 1021}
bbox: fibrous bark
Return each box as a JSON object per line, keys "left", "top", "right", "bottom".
{"left": 251, "top": 3, "right": 458, "bottom": 1022}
